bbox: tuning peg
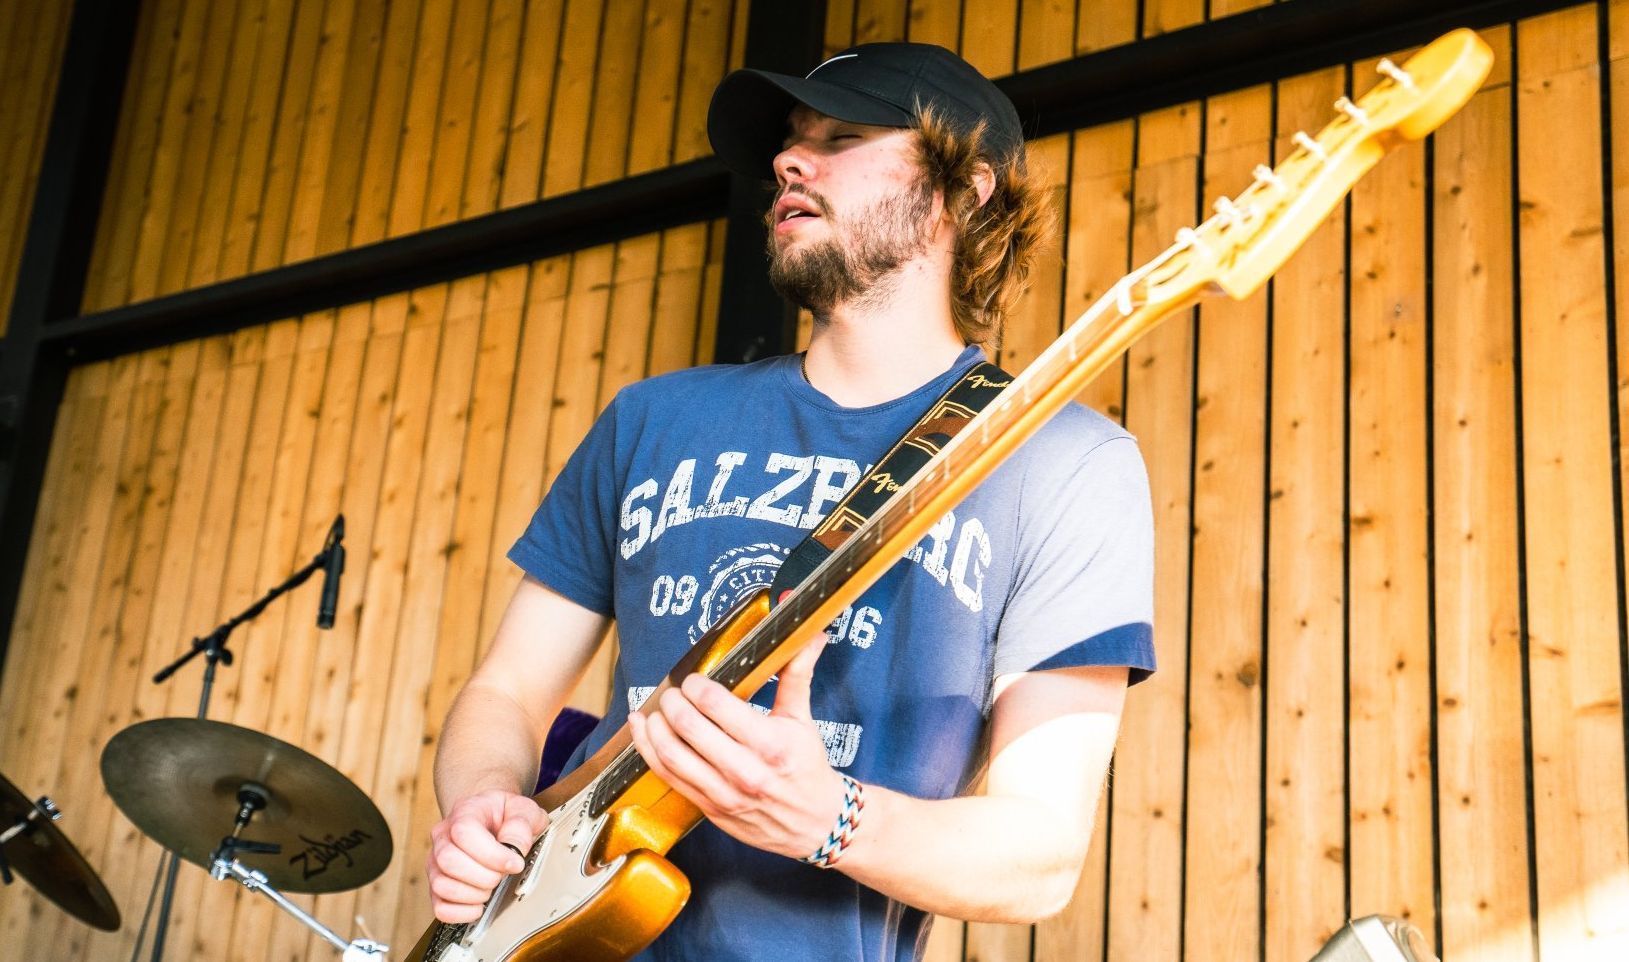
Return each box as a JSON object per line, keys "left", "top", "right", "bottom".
{"left": 1334, "top": 96, "right": 1369, "bottom": 125}
{"left": 1213, "top": 197, "right": 1245, "bottom": 226}
{"left": 1377, "top": 57, "right": 1415, "bottom": 90}
{"left": 1253, "top": 164, "right": 1286, "bottom": 192}
{"left": 1292, "top": 131, "right": 1327, "bottom": 162}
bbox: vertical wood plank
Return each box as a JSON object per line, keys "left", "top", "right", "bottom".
{"left": 0, "top": 0, "right": 72, "bottom": 323}
{"left": 216, "top": 316, "right": 327, "bottom": 962}
{"left": 1182, "top": 82, "right": 1271, "bottom": 962}
{"left": 581, "top": 0, "right": 645, "bottom": 188}
{"left": 1063, "top": 121, "right": 1133, "bottom": 420}
{"left": 216, "top": 0, "right": 301, "bottom": 279}
{"left": 626, "top": 0, "right": 687, "bottom": 176}
{"left": 78, "top": 0, "right": 159, "bottom": 310}
{"left": 73, "top": 343, "right": 206, "bottom": 962}
{"left": 384, "top": 0, "right": 459, "bottom": 239}
{"left": 1515, "top": 8, "right": 1629, "bottom": 958}
{"left": 1017, "top": 0, "right": 1073, "bottom": 70}
{"left": 906, "top": 0, "right": 959, "bottom": 48}
{"left": 460, "top": 0, "right": 525, "bottom": 218}
{"left": 996, "top": 134, "right": 1069, "bottom": 372}
{"left": 1264, "top": 65, "right": 1349, "bottom": 962}
{"left": 248, "top": 0, "right": 330, "bottom": 272}
{"left": 185, "top": 0, "right": 276, "bottom": 288}
{"left": 350, "top": 0, "right": 427, "bottom": 245}
{"left": 480, "top": 256, "right": 573, "bottom": 653}
{"left": 548, "top": 244, "right": 617, "bottom": 713}
{"left": 959, "top": 0, "right": 1017, "bottom": 77}
{"left": 313, "top": 0, "right": 392, "bottom": 254}
{"left": 155, "top": 327, "right": 272, "bottom": 962}
{"left": 358, "top": 275, "right": 488, "bottom": 952}
{"left": 496, "top": 0, "right": 567, "bottom": 207}
{"left": 1141, "top": 0, "right": 1203, "bottom": 38}
{"left": 152, "top": 0, "right": 240, "bottom": 295}
{"left": 0, "top": 362, "right": 106, "bottom": 948}
{"left": 123, "top": 0, "right": 213, "bottom": 300}
{"left": 646, "top": 223, "right": 711, "bottom": 376}
{"left": 1075, "top": 0, "right": 1136, "bottom": 55}
{"left": 88, "top": 0, "right": 188, "bottom": 308}
{"left": 281, "top": 0, "right": 365, "bottom": 262}
{"left": 1432, "top": 26, "right": 1536, "bottom": 962}
{"left": 540, "top": 0, "right": 607, "bottom": 197}
{"left": 1346, "top": 52, "right": 1436, "bottom": 937}
{"left": 1105, "top": 100, "right": 1196, "bottom": 962}
{"left": 29, "top": 348, "right": 170, "bottom": 961}
{"left": 309, "top": 286, "right": 446, "bottom": 948}
{"left": 255, "top": 307, "right": 367, "bottom": 962}
{"left": 295, "top": 297, "right": 410, "bottom": 958}
{"left": 855, "top": 0, "right": 909, "bottom": 44}
{"left": 391, "top": 265, "right": 528, "bottom": 941}
{"left": 672, "top": 0, "right": 734, "bottom": 165}
{"left": 422, "top": 0, "right": 496, "bottom": 230}
{"left": 825, "top": 0, "right": 857, "bottom": 55}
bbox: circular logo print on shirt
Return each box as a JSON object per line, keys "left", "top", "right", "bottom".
{"left": 688, "top": 542, "right": 788, "bottom": 645}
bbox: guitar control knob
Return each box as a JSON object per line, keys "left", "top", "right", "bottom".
{"left": 34, "top": 797, "right": 61, "bottom": 821}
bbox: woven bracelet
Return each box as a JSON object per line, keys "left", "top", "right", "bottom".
{"left": 802, "top": 775, "right": 866, "bottom": 869}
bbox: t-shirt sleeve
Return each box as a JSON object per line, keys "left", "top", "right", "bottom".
{"left": 994, "top": 434, "right": 1157, "bottom": 684}
{"left": 507, "top": 397, "right": 624, "bottom": 617}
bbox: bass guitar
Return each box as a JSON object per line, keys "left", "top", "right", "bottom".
{"left": 405, "top": 27, "right": 1494, "bottom": 962}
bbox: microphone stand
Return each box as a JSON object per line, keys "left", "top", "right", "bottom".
{"left": 136, "top": 516, "right": 344, "bottom": 962}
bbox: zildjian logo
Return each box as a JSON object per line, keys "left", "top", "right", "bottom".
{"left": 288, "top": 829, "right": 372, "bottom": 880}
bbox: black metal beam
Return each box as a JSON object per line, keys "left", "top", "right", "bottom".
{"left": 713, "top": 0, "right": 829, "bottom": 363}
{"left": 42, "top": 157, "right": 730, "bottom": 361}
{"left": 0, "top": 0, "right": 142, "bottom": 678}
{"left": 1002, "top": 0, "right": 1576, "bottom": 140}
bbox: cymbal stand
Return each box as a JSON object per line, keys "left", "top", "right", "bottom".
{"left": 135, "top": 516, "right": 344, "bottom": 962}
{"left": 0, "top": 796, "right": 61, "bottom": 884}
{"left": 206, "top": 796, "right": 387, "bottom": 961}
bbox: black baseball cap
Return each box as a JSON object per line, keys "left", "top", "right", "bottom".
{"left": 707, "top": 42, "right": 1025, "bottom": 181}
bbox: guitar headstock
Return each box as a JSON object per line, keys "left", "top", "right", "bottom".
{"left": 1141, "top": 28, "right": 1493, "bottom": 304}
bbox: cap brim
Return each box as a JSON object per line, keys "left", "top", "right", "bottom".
{"left": 707, "top": 70, "right": 914, "bottom": 180}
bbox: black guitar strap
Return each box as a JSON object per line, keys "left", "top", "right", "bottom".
{"left": 767, "top": 358, "right": 1015, "bottom": 605}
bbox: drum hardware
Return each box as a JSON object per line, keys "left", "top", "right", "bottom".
{"left": 132, "top": 514, "right": 347, "bottom": 962}
{"left": 197, "top": 794, "right": 387, "bottom": 961}
{"left": 0, "top": 771, "right": 120, "bottom": 931}
{"left": 103, "top": 717, "right": 393, "bottom": 960}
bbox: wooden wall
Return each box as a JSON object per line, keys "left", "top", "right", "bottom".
{"left": 3, "top": 1, "right": 1629, "bottom": 962}
{"left": 77, "top": 0, "right": 750, "bottom": 310}
{"left": 896, "top": 4, "right": 1629, "bottom": 962}
{"left": 0, "top": 223, "right": 725, "bottom": 962}
{"left": 0, "top": 0, "right": 76, "bottom": 334}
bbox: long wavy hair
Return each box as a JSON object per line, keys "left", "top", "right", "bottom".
{"left": 913, "top": 104, "right": 1051, "bottom": 347}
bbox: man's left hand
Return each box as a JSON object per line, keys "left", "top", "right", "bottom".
{"left": 627, "top": 634, "right": 846, "bottom": 862}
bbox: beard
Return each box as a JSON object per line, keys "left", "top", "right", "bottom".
{"left": 765, "top": 176, "right": 936, "bottom": 317}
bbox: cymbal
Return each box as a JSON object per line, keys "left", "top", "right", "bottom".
{"left": 100, "top": 719, "right": 392, "bottom": 894}
{"left": 0, "top": 772, "right": 120, "bottom": 930}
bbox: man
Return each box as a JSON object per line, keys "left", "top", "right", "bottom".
{"left": 426, "top": 43, "right": 1155, "bottom": 961}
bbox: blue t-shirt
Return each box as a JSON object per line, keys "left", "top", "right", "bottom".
{"left": 509, "top": 345, "right": 1155, "bottom": 962}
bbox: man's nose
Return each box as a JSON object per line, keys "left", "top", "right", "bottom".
{"left": 772, "top": 143, "right": 813, "bottom": 186}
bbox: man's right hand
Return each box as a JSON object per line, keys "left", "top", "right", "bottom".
{"left": 427, "top": 790, "right": 550, "bottom": 923}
